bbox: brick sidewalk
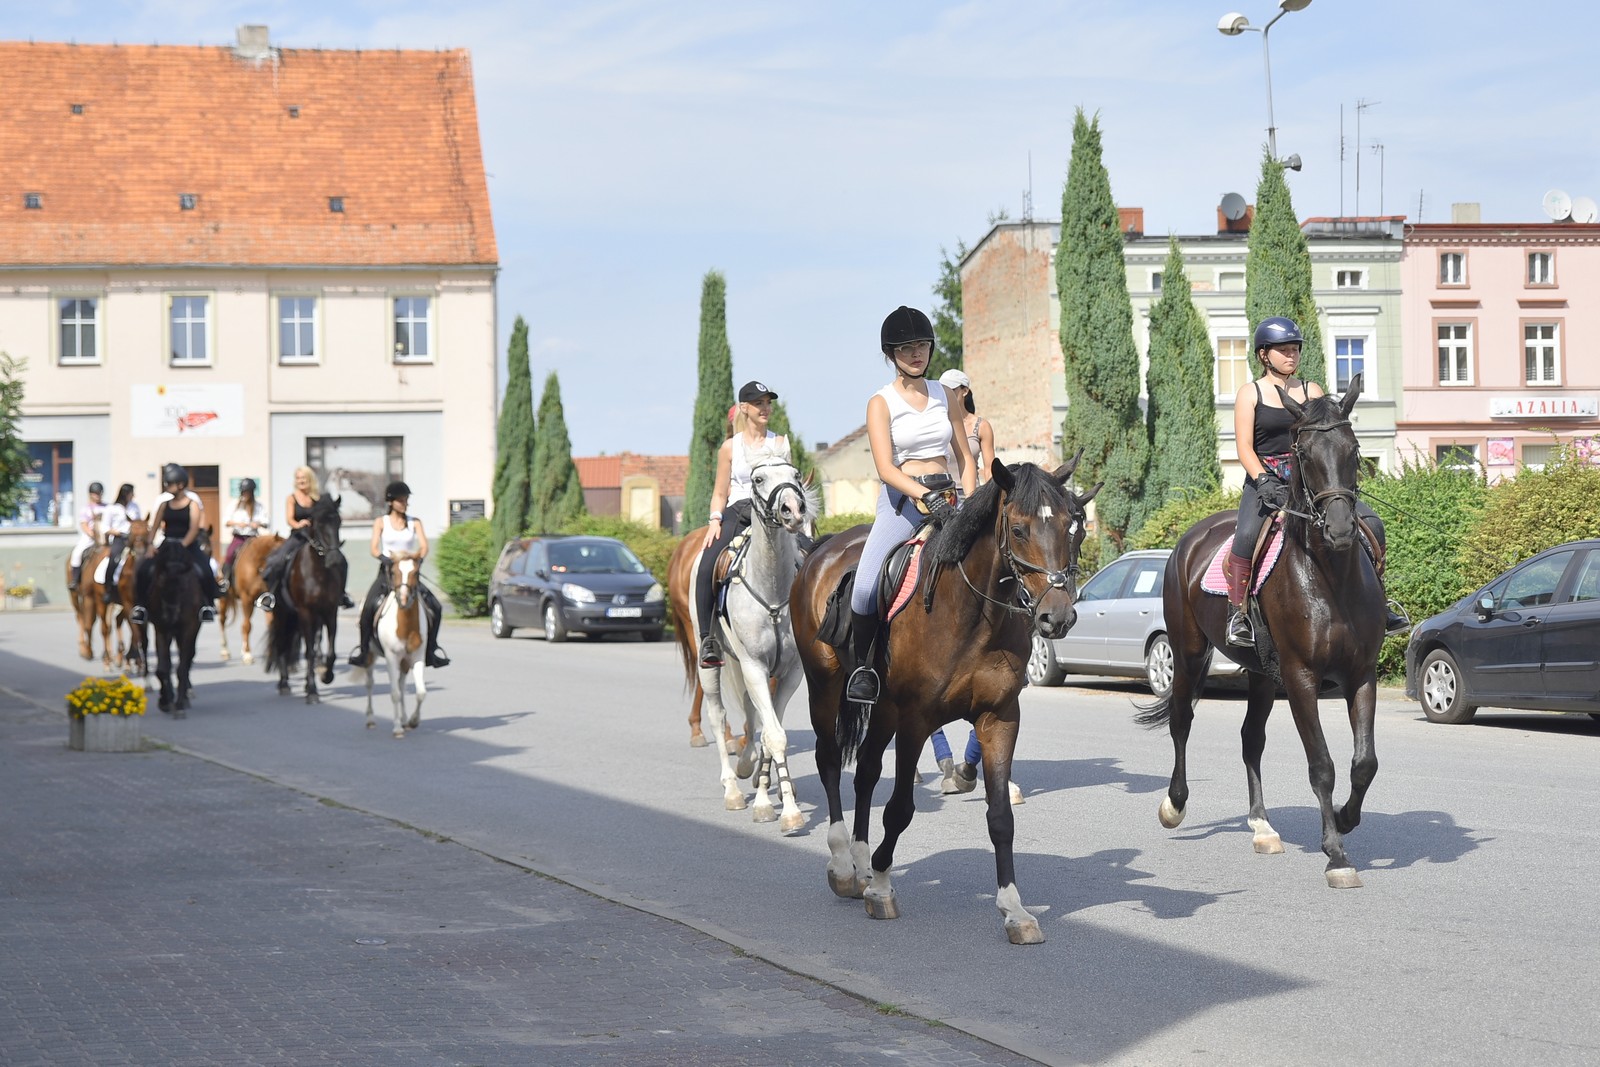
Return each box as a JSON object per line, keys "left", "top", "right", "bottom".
{"left": 0, "top": 696, "right": 1041, "bottom": 1067}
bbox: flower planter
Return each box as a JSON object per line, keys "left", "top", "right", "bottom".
{"left": 6, "top": 594, "right": 34, "bottom": 611}
{"left": 68, "top": 711, "right": 144, "bottom": 752}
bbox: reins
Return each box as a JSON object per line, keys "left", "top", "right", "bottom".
{"left": 952, "top": 492, "right": 1082, "bottom": 619}
{"left": 728, "top": 459, "right": 807, "bottom": 671}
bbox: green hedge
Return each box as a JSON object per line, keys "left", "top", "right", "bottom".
{"left": 816, "top": 511, "right": 872, "bottom": 537}
{"left": 435, "top": 518, "right": 498, "bottom": 617}
{"left": 558, "top": 514, "right": 677, "bottom": 587}
{"left": 1127, "top": 486, "right": 1241, "bottom": 551}
{"left": 1455, "top": 443, "right": 1600, "bottom": 593}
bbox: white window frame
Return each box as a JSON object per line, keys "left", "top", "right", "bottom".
{"left": 1436, "top": 322, "right": 1473, "bottom": 386}
{"left": 55, "top": 292, "right": 102, "bottom": 366}
{"left": 1435, "top": 442, "right": 1479, "bottom": 470}
{"left": 1214, "top": 335, "right": 1251, "bottom": 398}
{"left": 1335, "top": 269, "right": 1366, "bottom": 290}
{"left": 1521, "top": 442, "right": 1557, "bottom": 471}
{"left": 1148, "top": 269, "right": 1164, "bottom": 294}
{"left": 1215, "top": 268, "right": 1246, "bottom": 293}
{"left": 1527, "top": 251, "right": 1555, "bottom": 286}
{"left": 1439, "top": 251, "right": 1466, "bottom": 286}
{"left": 167, "top": 292, "right": 213, "bottom": 367}
{"left": 1332, "top": 334, "right": 1371, "bottom": 394}
{"left": 274, "top": 293, "right": 320, "bottom": 365}
{"left": 1524, "top": 322, "right": 1560, "bottom": 386}
{"left": 391, "top": 294, "right": 434, "bottom": 364}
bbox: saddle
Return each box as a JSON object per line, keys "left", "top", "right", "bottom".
{"left": 816, "top": 522, "right": 936, "bottom": 649}
{"left": 1201, "top": 514, "right": 1385, "bottom": 598}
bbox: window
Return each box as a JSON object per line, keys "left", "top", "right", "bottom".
{"left": 1078, "top": 559, "right": 1134, "bottom": 602}
{"left": 1218, "top": 270, "right": 1245, "bottom": 292}
{"left": 1334, "top": 337, "right": 1365, "bottom": 392}
{"left": 393, "top": 296, "right": 431, "bottom": 361}
{"left": 1216, "top": 337, "right": 1250, "bottom": 396}
{"left": 1567, "top": 553, "right": 1600, "bottom": 603}
{"left": 278, "top": 296, "right": 317, "bottom": 363}
{"left": 305, "top": 436, "right": 404, "bottom": 522}
{"left": 1439, "top": 252, "right": 1465, "bottom": 285}
{"left": 1436, "top": 443, "right": 1478, "bottom": 470}
{"left": 58, "top": 297, "right": 98, "bottom": 364}
{"left": 24, "top": 192, "right": 42, "bottom": 210}
{"left": 2, "top": 441, "right": 73, "bottom": 527}
{"left": 1336, "top": 269, "right": 1365, "bottom": 289}
{"left": 1503, "top": 550, "right": 1574, "bottom": 609}
{"left": 1522, "top": 443, "right": 1556, "bottom": 471}
{"left": 169, "top": 294, "right": 210, "bottom": 365}
{"left": 1437, "top": 323, "right": 1472, "bottom": 384}
{"left": 1524, "top": 323, "right": 1558, "bottom": 384}
{"left": 1528, "top": 251, "right": 1554, "bottom": 285}
{"left": 1149, "top": 271, "right": 1163, "bottom": 293}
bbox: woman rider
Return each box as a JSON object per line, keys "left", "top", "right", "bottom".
{"left": 67, "top": 482, "right": 105, "bottom": 592}
{"left": 101, "top": 483, "right": 141, "bottom": 603}
{"left": 1226, "top": 316, "right": 1408, "bottom": 646}
{"left": 223, "top": 477, "right": 269, "bottom": 584}
{"left": 844, "top": 306, "right": 976, "bottom": 707}
{"left": 131, "top": 463, "right": 221, "bottom": 623}
{"left": 695, "top": 380, "right": 790, "bottom": 668}
{"left": 348, "top": 481, "right": 450, "bottom": 670}
{"left": 256, "top": 467, "right": 353, "bottom": 612}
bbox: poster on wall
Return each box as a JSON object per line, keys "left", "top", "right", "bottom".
{"left": 1487, "top": 438, "right": 1515, "bottom": 466}
{"left": 305, "top": 436, "right": 402, "bottom": 523}
{"left": 130, "top": 384, "right": 245, "bottom": 438}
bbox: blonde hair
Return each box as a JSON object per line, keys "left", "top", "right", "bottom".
{"left": 294, "top": 465, "right": 322, "bottom": 500}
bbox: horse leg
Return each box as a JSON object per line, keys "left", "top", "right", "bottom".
{"left": 698, "top": 663, "right": 745, "bottom": 810}
{"left": 241, "top": 601, "right": 256, "bottom": 665}
{"left": 1335, "top": 674, "right": 1380, "bottom": 837}
{"left": 1241, "top": 671, "right": 1284, "bottom": 854}
{"left": 321, "top": 615, "right": 337, "bottom": 685}
{"left": 743, "top": 665, "right": 783, "bottom": 824}
{"left": 1159, "top": 672, "right": 1198, "bottom": 830}
{"left": 1283, "top": 672, "right": 1362, "bottom": 888}
{"left": 303, "top": 614, "right": 320, "bottom": 704}
{"left": 972, "top": 708, "right": 1042, "bottom": 944}
{"left": 407, "top": 660, "right": 426, "bottom": 730}
{"left": 864, "top": 719, "right": 924, "bottom": 922}
{"left": 808, "top": 669, "right": 862, "bottom": 898}
{"left": 173, "top": 635, "right": 194, "bottom": 717}
{"left": 389, "top": 655, "right": 407, "bottom": 739}
{"left": 156, "top": 635, "right": 175, "bottom": 713}
{"left": 362, "top": 650, "right": 379, "bottom": 730}
{"left": 764, "top": 661, "right": 807, "bottom": 833}
{"left": 688, "top": 683, "right": 708, "bottom": 746}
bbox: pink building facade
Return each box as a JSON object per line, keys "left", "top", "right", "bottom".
{"left": 1398, "top": 218, "right": 1600, "bottom": 478}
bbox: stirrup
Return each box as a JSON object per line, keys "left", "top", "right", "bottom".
{"left": 129, "top": 606, "right": 148, "bottom": 625}
{"left": 1226, "top": 609, "right": 1254, "bottom": 647}
{"left": 340, "top": 593, "right": 356, "bottom": 609}
{"left": 200, "top": 605, "right": 216, "bottom": 622}
{"left": 256, "top": 592, "right": 276, "bottom": 611}
{"left": 698, "top": 634, "right": 724, "bottom": 668}
{"left": 846, "top": 664, "right": 880, "bottom": 705}
{"left": 1384, "top": 600, "right": 1412, "bottom": 637}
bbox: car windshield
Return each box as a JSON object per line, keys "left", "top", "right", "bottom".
{"left": 548, "top": 540, "right": 646, "bottom": 575}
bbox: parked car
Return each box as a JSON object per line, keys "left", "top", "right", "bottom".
{"left": 1027, "top": 549, "right": 1246, "bottom": 697}
{"left": 488, "top": 535, "right": 666, "bottom": 643}
{"left": 1405, "top": 538, "right": 1600, "bottom": 724}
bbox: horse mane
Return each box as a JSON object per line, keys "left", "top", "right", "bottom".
{"left": 927, "top": 464, "right": 1067, "bottom": 568}
{"left": 309, "top": 494, "right": 341, "bottom": 524}
{"left": 1294, "top": 393, "right": 1347, "bottom": 430}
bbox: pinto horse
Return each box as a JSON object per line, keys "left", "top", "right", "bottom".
{"left": 350, "top": 551, "right": 428, "bottom": 738}
{"left": 219, "top": 533, "right": 282, "bottom": 666}
{"left": 144, "top": 538, "right": 203, "bottom": 716}
{"left": 1135, "top": 374, "right": 1385, "bottom": 889}
{"left": 264, "top": 495, "right": 348, "bottom": 704}
{"left": 793, "top": 456, "right": 1099, "bottom": 944}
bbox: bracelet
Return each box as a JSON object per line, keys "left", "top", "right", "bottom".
{"left": 709, "top": 512, "right": 723, "bottom": 521}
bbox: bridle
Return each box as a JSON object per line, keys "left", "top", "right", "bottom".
{"left": 956, "top": 493, "right": 1085, "bottom": 618}
{"left": 1288, "top": 416, "right": 1360, "bottom": 535}
{"left": 747, "top": 460, "right": 805, "bottom": 531}
{"left": 303, "top": 509, "right": 345, "bottom": 566}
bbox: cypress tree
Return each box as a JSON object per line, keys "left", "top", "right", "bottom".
{"left": 928, "top": 240, "right": 967, "bottom": 382}
{"left": 0, "top": 353, "right": 29, "bottom": 517}
{"left": 1246, "top": 148, "right": 1325, "bottom": 385}
{"left": 1057, "top": 109, "right": 1149, "bottom": 551}
{"left": 1144, "top": 238, "right": 1222, "bottom": 513}
{"left": 491, "top": 316, "right": 536, "bottom": 546}
{"left": 685, "top": 271, "right": 735, "bottom": 527}
{"left": 529, "top": 372, "right": 586, "bottom": 532}
{"left": 767, "top": 399, "right": 823, "bottom": 517}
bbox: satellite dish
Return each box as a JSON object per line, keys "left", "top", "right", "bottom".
{"left": 1571, "top": 196, "right": 1599, "bottom": 224}
{"left": 1220, "top": 192, "right": 1248, "bottom": 221}
{"left": 1543, "top": 189, "right": 1573, "bottom": 221}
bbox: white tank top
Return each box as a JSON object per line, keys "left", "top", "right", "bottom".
{"left": 380, "top": 516, "right": 420, "bottom": 557}
{"left": 727, "top": 432, "right": 787, "bottom": 504}
{"left": 878, "top": 382, "right": 951, "bottom": 465}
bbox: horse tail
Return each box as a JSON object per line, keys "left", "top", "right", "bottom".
{"left": 834, "top": 694, "right": 869, "bottom": 767}
{"left": 1132, "top": 693, "right": 1172, "bottom": 731}
{"left": 265, "top": 601, "right": 302, "bottom": 674}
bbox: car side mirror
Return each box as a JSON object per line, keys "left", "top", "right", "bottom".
{"left": 535, "top": 569, "right": 548, "bottom": 580}
{"left": 1476, "top": 594, "right": 1497, "bottom": 618}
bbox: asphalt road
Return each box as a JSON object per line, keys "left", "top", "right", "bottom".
{"left": 7, "top": 609, "right": 1600, "bottom": 1066}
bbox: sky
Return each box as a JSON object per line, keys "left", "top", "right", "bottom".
{"left": 12, "top": 2, "right": 1600, "bottom": 457}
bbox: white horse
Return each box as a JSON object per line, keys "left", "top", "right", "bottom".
{"left": 691, "top": 456, "right": 814, "bottom": 831}
{"left": 350, "top": 552, "right": 427, "bottom": 738}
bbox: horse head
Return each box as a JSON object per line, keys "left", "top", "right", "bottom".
{"left": 127, "top": 518, "right": 151, "bottom": 558}
{"left": 748, "top": 457, "right": 811, "bottom": 535}
{"left": 305, "top": 495, "right": 346, "bottom": 567}
{"left": 1280, "top": 373, "right": 1363, "bottom": 553}
{"left": 387, "top": 550, "right": 422, "bottom": 611}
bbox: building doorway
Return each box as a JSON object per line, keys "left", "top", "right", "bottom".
{"left": 190, "top": 465, "right": 221, "bottom": 560}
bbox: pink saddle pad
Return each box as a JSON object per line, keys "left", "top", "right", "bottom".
{"left": 1200, "top": 528, "right": 1285, "bottom": 596}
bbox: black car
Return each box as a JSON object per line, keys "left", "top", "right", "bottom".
{"left": 1405, "top": 538, "right": 1600, "bottom": 724}
{"left": 488, "top": 535, "right": 666, "bottom": 643}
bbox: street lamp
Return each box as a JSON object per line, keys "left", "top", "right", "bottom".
{"left": 1217, "top": 0, "right": 1313, "bottom": 163}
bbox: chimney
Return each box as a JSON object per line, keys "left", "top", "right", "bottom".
{"left": 1217, "top": 205, "right": 1255, "bottom": 234}
{"left": 1451, "top": 202, "right": 1481, "bottom": 224}
{"left": 1117, "top": 207, "right": 1145, "bottom": 237}
{"left": 234, "top": 25, "right": 274, "bottom": 61}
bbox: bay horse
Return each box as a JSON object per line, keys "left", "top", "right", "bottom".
{"left": 350, "top": 551, "right": 428, "bottom": 738}
{"left": 144, "top": 537, "right": 203, "bottom": 716}
{"left": 666, "top": 531, "right": 741, "bottom": 753}
{"left": 264, "top": 495, "right": 348, "bottom": 704}
{"left": 793, "top": 456, "right": 1099, "bottom": 944}
{"left": 1135, "top": 374, "right": 1384, "bottom": 889}
{"left": 219, "top": 533, "right": 282, "bottom": 665}
{"left": 70, "top": 543, "right": 113, "bottom": 664}
{"left": 674, "top": 458, "right": 813, "bottom": 829}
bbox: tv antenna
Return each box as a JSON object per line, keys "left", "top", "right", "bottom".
{"left": 1354, "top": 98, "right": 1380, "bottom": 215}
{"left": 1371, "top": 141, "right": 1385, "bottom": 215}
{"left": 1022, "top": 151, "right": 1034, "bottom": 222}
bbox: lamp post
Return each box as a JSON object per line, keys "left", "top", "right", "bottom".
{"left": 1217, "top": 0, "right": 1313, "bottom": 163}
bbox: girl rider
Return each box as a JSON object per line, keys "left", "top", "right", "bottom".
{"left": 348, "top": 480, "right": 450, "bottom": 671}
{"left": 844, "top": 306, "right": 976, "bottom": 707}
{"left": 131, "top": 463, "right": 221, "bottom": 623}
{"left": 101, "top": 483, "right": 141, "bottom": 603}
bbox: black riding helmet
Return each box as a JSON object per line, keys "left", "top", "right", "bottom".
{"left": 88, "top": 481, "right": 104, "bottom": 495}
{"left": 161, "top": 462, "right": 189, "bottom": 488}
{"left": 1253, "top": 316, "right": 1304, "bottom": 353}
{"left": 239, "top": 477, "right": 257, "bottom": 495}
{"left": 881, "top": 306, "right": 936, "bottom": 353}
{"left": 385, "top": 480, "right": 412, "bottom": 502}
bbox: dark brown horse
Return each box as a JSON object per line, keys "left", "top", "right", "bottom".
{"left": 793, "top": 456, "right": 1099, "bottom": 944}
{"left": 1135, "top": 375, "right": 1384, "bottom": 889}
{"left": 264, "top": 495, "right": 348, "bottom": 703}
{"left": 144, "top": 537, "right": 203, "bottom": 716}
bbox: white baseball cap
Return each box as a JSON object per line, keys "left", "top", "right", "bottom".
{"left": 938, "top": 369, "right": 971, "bottom": 390}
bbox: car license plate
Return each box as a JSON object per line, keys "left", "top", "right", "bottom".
{"left": 606, "top": 606, "right": 642, "bottom": 618}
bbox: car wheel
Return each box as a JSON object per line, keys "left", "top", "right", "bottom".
{"left": 543, "top": 601, "right": 568, "bottom": 644}
{"left": 1145, "top": 633, "right": 1175, "bottom": 699}
{"left": 1419, "top": 648, "right": 1476, "bottom": 724}
{"left": 1026, "top": 631, "right": 1067, "bottom": 687}
{"left": 641, "top": 627, "right": 665, "bottom": 643}
{"left": 490, "top": 600, "right": 512, "bottom": 639}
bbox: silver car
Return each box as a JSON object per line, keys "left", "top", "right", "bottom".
{"left": 1026, "top": 548, "right": 1245, "bottom": 696}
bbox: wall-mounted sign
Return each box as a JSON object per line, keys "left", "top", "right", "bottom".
{"left": 131, "top": 384, "right": 245, "bottom": 437}
{"left": 1488, "top": 395, "right": 1597, "bottom": 419}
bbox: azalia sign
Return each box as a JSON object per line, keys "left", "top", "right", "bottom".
{"left": 1489, "top": 395, "right": 1598, "bottom": 419}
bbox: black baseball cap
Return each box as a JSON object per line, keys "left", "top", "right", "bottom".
{"left": 738, "top": 380, "right": 778, "bottom": 403}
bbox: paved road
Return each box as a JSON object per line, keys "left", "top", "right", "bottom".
{"left": 6, "top": 609, "right": 1600, "bottom": 1065}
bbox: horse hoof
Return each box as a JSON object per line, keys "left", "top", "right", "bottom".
{"left": 219, "top": 651, "right": 230, "bottom": 662}
{"left": 1005, "top": 916, "right": 1046, "bottom": 945}
{"left": 366, "top": 721, "right": 375, "bottom": 730}
{"left": 277, "top": 683, "right": 290, "bottom": 695}
{"left": 1253, "top": 833, "right": 1285, "bottom": 854}
{"left": 779, "top": 811, "right": 806, "bottom": 834}
{"left": 242, "top": 653, "right": 254, "bottom": 666}
{"left": 392, "top": 730, "right": 405, "bottom": 740}
{"left": 689, "top": 731, "right": 709, "bottom": 748}
{"left": 305, "top": 693, "right": 320, "bottom": 705}
{"left": 734, "top": 754, "right": 757, "bottom": 780}
{"left": 724, "top": 793, "right": 747, "bottom": 811}
{"left": 1159, "top": 796, "right": 1185, "bottom": 829}
{"left": 863, "top": 890, "right": 899, "bottom": 921}
{"left": 827, "top": 868, "right": 865, "bottom": 899}
{"left": 1009, "top": 782, "right": 1025, "bottom": 806}
{"left": 1325, "top": 867, "right": 1363, "bottom": 889}
{"left": 171, "top": 707, "right": 186, "bottom": 720}
{"left": 751, "top": 805, "right": 777, "bottom": 824}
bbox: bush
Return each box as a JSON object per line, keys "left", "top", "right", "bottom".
{"left": 1455, "top": 443, "right": 1600, "bottom": 592}
{"left": 1127, "top": 486, "right": 1241, "bottom": 551}
{"left": 559, "top": 514, "right": 677, "bottom": 586}
{"left": 816, "top": 511, "right": 872, "bottom": 537}
{"left": 435, "top": 518, "right": 498, "bottom": 617}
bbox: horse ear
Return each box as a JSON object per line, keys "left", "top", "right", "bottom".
{"left": 1277, "top": 386, "right": 1305, "bottom": 420}
{"left": 990, "top": 458, "right": 1015, "bottom": 492}
{"left": 1339, "top": 372, "right": 1363, "bottom": 416}
{"left": 1075, "top": 480, "right": 1104, "bottom": 507}
{"left": 1053, "top": 447, "right": 1085, "bottom": 484}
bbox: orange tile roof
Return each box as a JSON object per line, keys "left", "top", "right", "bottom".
{"left": 620, "top": 454, "right": 689, "bottom": 497}
{"left": 574, "top": 456, "right": 623, "bottom": 490}
{"left": 0, "top": 40, "right": 496, "bottom": 267}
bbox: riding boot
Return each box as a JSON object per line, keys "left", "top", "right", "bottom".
{"left": 420, "top": 584, "right": 449, "bottom": 668}
{"left": 1224, "top": 553, "right": 1254, "bottom": 647}
{"left": 68, "top": 564, "right": 80, "bottom": 591}
{"left": 698, "top": 630, "right": 723, "bottom": 669}
{"left": 348, "top": 583, "right": 385, "bottom": 667}
{"left": 130, "top": 559, "right": 154, "bottom": 624}
{"left": 844, "top": 610, "right": 881, "bottom": 705}
{"left": 1384, "top": 596, "right": 1412, "bottom": 637}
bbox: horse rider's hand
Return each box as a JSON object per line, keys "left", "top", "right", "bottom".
{"left": 1256, "top": 472, "right": 1290, "bottom": 511}
{"left": 703, "top": 518, "right": 721, "bottom": 549}
{"left": 921, "top": 490, "right": 958, "bottom": 527}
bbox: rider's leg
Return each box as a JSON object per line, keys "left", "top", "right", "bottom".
{"left": 130, "top": 556, "right": 155, "bottom": 624}
{"left": 420, "top": 583, "right": 448, "bottom": 668}
{"left": 255, "top": 534, "right": 300, "bottom": 610}
{"left": 102, "top": 539, "right": 124, "bottom": 602}
{"left": 348, "top": 572, "right": 387, "bottom": 667}
{"left": 1355, "top": 501, "right": 1410, "bottom": 634}
{"left": 694, "top": 506, "right": 747, "bottom": 667}
{"left": 1227, "top": 480, "right": 1268, "bottom": 647}
{"left": 190, "top": 543, "right": 219, "bottom": 621}
{"left": 844, "top": 487, "right": 918, "bottom": 705}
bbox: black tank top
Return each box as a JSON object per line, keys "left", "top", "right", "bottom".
{"left": 162, "top": 500, "right": 192, "bottom": 540}
{"left": 1253, "top": 380, "right": 1307, "bottom": 455}
{"left": 293, "top": 497, "right": 313, "bottom": 522}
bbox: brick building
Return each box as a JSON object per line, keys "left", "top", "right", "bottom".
{"left": 573, "top": 453, "right": 688, "bottom": 532}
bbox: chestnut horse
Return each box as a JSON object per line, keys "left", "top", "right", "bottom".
{"left": 219, "top": 533, "right": 282, "bottom": 666}
{"left": 1135, "top": 375, "right": 1384, "bottom": 889}
{"left": 793, "top": 456, "right": 1098, "bottom": 944}
{"left": 666, "top": 530, "right": 740, "bottom": 753}
{"left": 264, "top": 495, "right": 348, "bottom": 704}
{"left": 70, "top": 518, "right": 150, "bottom": 671}
{"left": 70, "top": 544, "right": 112, "bottom": 663}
